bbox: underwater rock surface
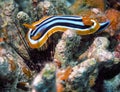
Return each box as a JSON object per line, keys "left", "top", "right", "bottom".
{"left": 104, "top": 73, "right": 120, "bottom": 92}
{"left": 78, "top": 37, "right": 114, "bottom": 62}
{"left": 54, "top": 30, "right": 81, "bottom": 68}
{"left": 32, "top": 63, "right": 56, "bottom": 92}
{"left": 0, "top": 0, "right": 120, "bottom": 92}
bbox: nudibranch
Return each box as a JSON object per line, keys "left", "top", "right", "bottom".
{"left": 24, "top": 16, "right": 110, "bottom": 48}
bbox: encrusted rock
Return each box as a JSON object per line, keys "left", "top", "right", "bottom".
{"left": 0, "top": 47, "right": 6, "bottom": 56}
{"left": 0, "top": 1, "right": 15, "bottom": 27}
{"left": 92, "top": 37, "right": 109, "bottom": 49}
{"left": 78, "top": 37, "right": 114, "bottom": 62}
{"left": 104, "top": 73, "right": 120, "bottom": 92}
{"left": 37, "top": 0, "right": 57, "bottom": 18}
{"left": 17, "top": 11, "right": 30, "bottom": 23}
{"left": 105, "top": 9, "right": 120, "bottom": 36}
{"left": 14, "top": 0, "right": 32, "bottom": 13}
{"left": 66, "top": 58, "right": 98, "bottom": 92}
{"left": 88, "top": 37, "right": 114, "bottom": 61}
{"left": 54, "top": 30, "right": 81, "bottom": 67}
{"left": 113, "top": 43, "right": 120, "bottom": 60}
{"left": 0, "top": 56, "right": 18, "bottom": 91}
{"left": 3, "top": 1, "right": 15, "bottom": 16}
{"left": 69, "top": 58, "right": 97, "bottom": 80}
{"left": 32, "top": 63, "right": 56, "bottom": 92}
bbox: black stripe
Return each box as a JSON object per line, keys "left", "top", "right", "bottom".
{"left": 31, "top": 20, "right": 91, "bottom": 37}
{"left": 31, "top": 16, "right": 83, "bottom": 35}
{"left": 30, "top": 22, "right": 91, "bottom": 39}
{"left": 95, "top": 22, "right": 110, "bottom": 33}
{"left": 36, "top": 16, "right": 82, "bottom": 28}
{"left": 36, "top": 16, "right": 81, "bottom": 26}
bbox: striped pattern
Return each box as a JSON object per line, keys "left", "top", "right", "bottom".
{"left": 26, "top": 16, "right": 110, "bottom": 48}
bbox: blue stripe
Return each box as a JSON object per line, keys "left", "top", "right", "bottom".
{"left": 30, "top": 19, "right": 92, "bottom": 39}
{"left": 31, "top": 16, "right": 83, "bottom": 35}
{"left": 30, "top": 19, "right": 90, "bottom": 37}
{"left": 95, "top": 21, "right": 110, "bottom": 33}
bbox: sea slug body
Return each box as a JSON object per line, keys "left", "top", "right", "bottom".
{"left": 24, "top": 16, "right": 110, "bottom": 48}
